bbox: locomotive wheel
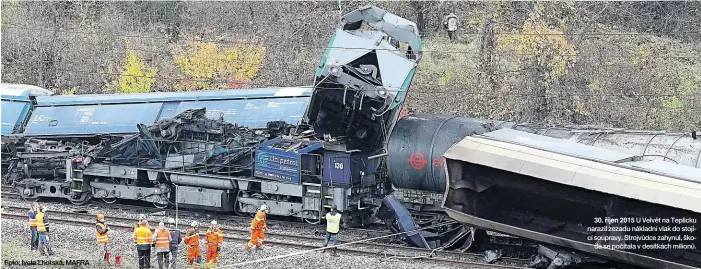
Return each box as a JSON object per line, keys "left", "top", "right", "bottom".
{"left": 100, "top": 179, "right": 118, "bottom": 204}
{"left": 69, "top": 192, "right": 92, "bottom": 206}
{"left": 303, "top": 217, "right": 320, "bottom": 225}
{"left": 153, "top": 201, "right": 169, "bottom": 209}
{"left": 16, "top": 186, "right": 40, "bottom": 202}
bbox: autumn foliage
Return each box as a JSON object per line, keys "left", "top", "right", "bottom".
{"left": 172, "top": 41, "right": 266, "bottom": 91}
{"left": 116, "top": 50, "right": 158, "bottom": 94}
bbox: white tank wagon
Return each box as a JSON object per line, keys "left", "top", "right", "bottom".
{"left": 509, "top": 123, "right": 701, "bottom": 168}
{"left": 387, "top": 114, "right": 701, "bottom": 213}
{"left": 441, "top": 128, "right": 701, "bottom": 269}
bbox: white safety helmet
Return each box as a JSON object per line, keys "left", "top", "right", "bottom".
{"left": 168, "top": 218, "right": 176, "bottom": 225}
{"left": 190, "top": 221, "right": 198, "bottom": 227}
{"left": 139, "top": 214, "right": 147, "bottom": 221}
{"left": 260, "top": 204, "right": 269, "bottom": 212}
{"left": 211, "top": 220, "right": 217, "bottom": 226}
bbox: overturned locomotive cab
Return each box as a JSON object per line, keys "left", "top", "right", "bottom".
{"left": 442, "top": 128, "right": 701, "bottom": 269}
{"left": 305, "top": 5, "right": 422, "bottom": 152}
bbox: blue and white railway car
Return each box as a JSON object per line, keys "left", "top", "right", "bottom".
{"left": 24, "top": 87, "right": 312, "bottom": 137}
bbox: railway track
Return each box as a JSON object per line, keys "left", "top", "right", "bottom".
{"left": 1, "top": 206, "right": 529, "bottom": 268}
{"left": 0, "top": 188, "right": 391, "bottom": 241}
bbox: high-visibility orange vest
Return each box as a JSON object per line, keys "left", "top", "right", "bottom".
{"left": 36, "top": 212, "right": 47, "bottom": 232}
{"left": 184, "top": 229, "right": 200, "bottom": 248}
{"left": 251, "top": 211, "right": 267, "bottom": 230}
{"left": 155, "top": 229, "right": 170, "bottom": 248}
{"left": 205, "top": 227, "right": 223, "bottom": 246}
{"left": 28, "top": 209, "right": 37, "bottom": 227}
{"left": 96, "top": 222, "right": 109, "bottom": 244}
{"left": 133, "top": 225, "right": 153, "bottom": 245}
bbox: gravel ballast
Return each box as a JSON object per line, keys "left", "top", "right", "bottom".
{"left": 2, "top": 216, "right": 465, "bottom": 269}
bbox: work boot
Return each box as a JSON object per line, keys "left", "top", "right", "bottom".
{"left": 331, "top": 247, "right": 338, "bottom": 256}
{"left": 322, "top": 244, "right": 327, "bottom": 253}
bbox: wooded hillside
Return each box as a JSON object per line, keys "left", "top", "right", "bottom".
{"left": 2, "top": 1, "right": 700, "bottom": 130}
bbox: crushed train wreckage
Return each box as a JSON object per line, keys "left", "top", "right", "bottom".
{"left": 8, "top": 108, "right": 297, "bottom": 198}
{"left": 84, "top": 108, "right": 294, "bottom": 174}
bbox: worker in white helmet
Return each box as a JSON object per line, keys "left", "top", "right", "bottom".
{"left": 184, "top": 221, "right": 201, "bottom": 268}
{"left": 204, "top": 220, "right": 223, "bottom": 266}
{"left": 132, "top": 214, "right": 149, "bottom": 232}
{"left": 245, "top": 204, "right": 269, "bottom": 253}
{"left": 166, "top": 218, "right": 182, "bottom": 269}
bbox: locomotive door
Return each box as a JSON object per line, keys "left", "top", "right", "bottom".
{"left": 329, "top": 156, "right": 350, "bottom": 185}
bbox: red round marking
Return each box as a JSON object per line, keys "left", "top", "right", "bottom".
{"left": 408, "top": 152, "right": 428, "bottom": 170}
{"left": 432, "top": 158, "right": 443, "bottom": 167}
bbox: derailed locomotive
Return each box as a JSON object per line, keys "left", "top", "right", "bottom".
{"left": 2, "top": 5, "right": 422, "bottom": 228}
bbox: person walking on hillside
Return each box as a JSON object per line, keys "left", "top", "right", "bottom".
{"left": 27, "top": 202, "right": 40, "bottom": 251}
{"left": 152, "top": 222, "right": 171, "bottom": 269}
{"left": 167, "top": 218, "right": 182, "bottom": 269}
{"left": 133, "top": 219, "right": 153, "bottom": 269}
{"left": 96, "top": 214, "right": 110, "bottom": 264}
{"left": 245, "top": 205, "right": 269, "bottom": 253}
{"left": 184, "top": 221, "right": 202, "bottom": 269}
{"left": 205, "top": 220, "right": 223, "bottom": 266}
{"left": 443, "top": 13, "right": 459, "bottom": 42}
{"left": 322, "top": 205, "right": 342, "bottom": 256}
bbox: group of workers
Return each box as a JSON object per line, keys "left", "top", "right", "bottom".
{"left": 130, "top": 215, "right": 222, "bottom": 269}
{"left": 27, "top": 203, "right": 343, "bottom": 269}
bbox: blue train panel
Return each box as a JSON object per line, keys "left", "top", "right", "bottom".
{"left": 25, "top": 103, "right": 164, "bottom": 136}
{"left": 1, "top": 84, "right": 53, "bottom": 135}
{"left": 1, "top": 100, "right": 32, "bottom": 135}
{"left": 254, "top": 138, "right": 324, "bottom": 183}
{"left": 35, "top": 87, "right": 312, "bottom": 106}
{"left": 158, "top": 97, "right": 310, "bottom": 128}
{"left": 23, "top": 87, "right": 313, "bottom": 136}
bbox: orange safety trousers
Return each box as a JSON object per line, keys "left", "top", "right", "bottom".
{"left": 206, "top": 245, "right": 219, "bottom": 264}
{"left": 187, "top": 247, "right": 201, "bottom": 267}
{"left": 246, "top": 229, "right": 265, "bottom": 249}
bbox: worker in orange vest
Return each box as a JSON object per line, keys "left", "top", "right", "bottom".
{"left": 27, "top": 202, "right": 39, "bottom": 251}
{"left": 152, "top": 222, "right": 171, "bottom": 269}
{"left": 245, "top": 204, "right": 269, "bottom": 253}
{"left": 184, "top": 221, "right": 202, "bottom": 269}
{"left": 133, "top": 219, "right": 153, "bottom": 269}
{"left": 95, "top": 213, "right": 110, "bottom": 263}
{"left": 204, "top": 220, "right": 223, "bottom": 266}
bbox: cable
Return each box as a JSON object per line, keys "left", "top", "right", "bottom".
{"left": 212, "top": 220, "right": 457, "bottom": 268}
